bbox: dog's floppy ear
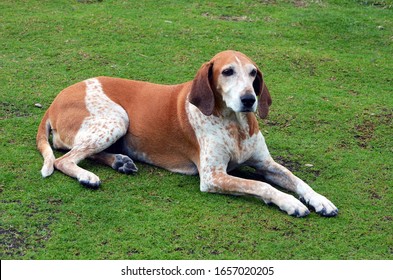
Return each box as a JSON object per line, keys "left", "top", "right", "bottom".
{"left": 253, "top": 69, "right": 272, "bottom": 119}
{"left": 189, "top": 62, "right": 215, "bottom": 116}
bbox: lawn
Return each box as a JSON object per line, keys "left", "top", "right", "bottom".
{"left": 0, "top": 0, "right": 392, "bottom": 260}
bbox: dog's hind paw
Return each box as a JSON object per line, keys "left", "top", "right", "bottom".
{"left": 77, "top": 171, "right": 101, "bottom": 189}
{"left": 113, "top": 155, "right": 138, "bottom": 174}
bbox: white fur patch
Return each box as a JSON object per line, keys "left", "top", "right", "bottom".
{"left": 218, "top": 59, "right": 257, "bottom": 113}
{"left": 73, "top": 78, "right": 129, "bottom": 151}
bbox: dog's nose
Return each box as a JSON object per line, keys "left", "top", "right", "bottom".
{"left": 241, "top": 94, "right": 256, "bottom": 108}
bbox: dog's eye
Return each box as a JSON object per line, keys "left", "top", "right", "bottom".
{"left": 250, "top": 69, "right": 257, "bottom": 77}
{"left": 222, "top": 68, "right": 234, "bottom": 77}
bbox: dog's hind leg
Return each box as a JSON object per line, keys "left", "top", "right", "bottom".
{"left": 55, "top": 148, "right": 102, "bottom": 188}
{"left": 54, "top": 115, "right": 129, "bottom": 188}
{"left": 52, "top": 78, "right": 130, "bottom": 188}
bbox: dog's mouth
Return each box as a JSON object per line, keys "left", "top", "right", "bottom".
{"left": 239, "top": 105, "right": 257, "bottom": 113}
{"left": 240, "top": 108, "right": 255, "bottom": 113}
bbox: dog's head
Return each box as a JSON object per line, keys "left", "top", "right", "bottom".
{"left": 189, "top": 50, "right": 272, "bottom": 118}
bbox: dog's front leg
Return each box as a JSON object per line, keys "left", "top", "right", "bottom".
{"left": 199, "top": 168, "right": 310, "bottom": 217}
{"left": 254, "top": 158, "right": 338, "bottom": 217}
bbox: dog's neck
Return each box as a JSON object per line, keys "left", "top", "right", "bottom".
{"left": 217, "top": 108, "right": 259, "bottom": 137}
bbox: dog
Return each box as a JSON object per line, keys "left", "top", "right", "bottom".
{"left": 36, "top": 50, "right": 338, "bottom": 217}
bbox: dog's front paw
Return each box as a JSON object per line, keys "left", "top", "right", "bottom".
{"left": 113, "top": 155, "right": 138, "bottom": 174}
{"left": 275, "top": 194, "right": 310, "bottom": 218}
{"left": 301, "top": 192, "right": 338, "bottom": 217}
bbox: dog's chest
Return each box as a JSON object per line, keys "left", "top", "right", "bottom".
{"left": 187, "top": 104, "right": 258, "bottom": 166}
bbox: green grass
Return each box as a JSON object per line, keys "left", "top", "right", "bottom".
{"left": 1, "top": 0, "right": 392, "bottom": 260}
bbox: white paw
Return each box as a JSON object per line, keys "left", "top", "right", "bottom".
{"left": 275, "top": 194, "right": 310, "bottom": 217}
{"left": 41, "top": 164, "right": 54, "bottom": 178}
{"left": 77, "top": 171, "right": 101, "bottom": 189}
{"left": 41, "top": 156, "right": 55, "bottom": 177}
{"left": 301, "top": 192, "right": 338, "bottom": 217}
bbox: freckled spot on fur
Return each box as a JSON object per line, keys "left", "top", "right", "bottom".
{"left": 73, "top": 78, "right": 129, "bottom": 152}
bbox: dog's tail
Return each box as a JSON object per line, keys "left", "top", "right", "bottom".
{"left": 36, "top": 110, "right": 55, "bottom": 177}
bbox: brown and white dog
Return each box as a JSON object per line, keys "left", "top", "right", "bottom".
{"left": 37, "top": 50, "right": 338, "bottom": 217}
